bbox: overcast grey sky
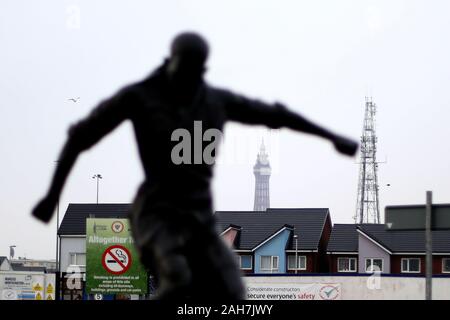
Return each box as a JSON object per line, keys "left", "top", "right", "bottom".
{"left": 1, "top": 0, "right": 449, "bottom": 259}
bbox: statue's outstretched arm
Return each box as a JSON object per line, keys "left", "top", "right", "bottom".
{"left": 32, "top": 90, "right": 133, "bottom": 223}
{"left": 224, "top": 91, "right": 358, "bottom": 156}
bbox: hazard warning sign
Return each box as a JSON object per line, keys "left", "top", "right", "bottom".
{"left": 101, "top": 245, "right": 132, "bottom": 275}
{"left": 33, "top": 283, "right": 43, "bottom": 292}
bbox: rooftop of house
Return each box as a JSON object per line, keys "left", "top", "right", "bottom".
{"left": 59, "top": 204, "right": 331, "bottom": 252}
{"left": 215, "top": 208, "right": 331, "bottom": 251}
{"left": 10, "top": 263, "right": 46, "bottom": 273}
{"left": 327, "top": 223, "right": 450, "bottom": 253}
{"left": 58, "top": 203, "right": 130, "bottom": 235}
{"left": 326, "top": 224, "right": 359, "bottom": 253}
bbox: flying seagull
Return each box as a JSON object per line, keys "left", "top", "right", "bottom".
{"left": 68, "top": 97, "right": 80, "bottom": 103}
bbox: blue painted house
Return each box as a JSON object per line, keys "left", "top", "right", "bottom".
{"left": 253, "top": 226, "right": 293, "bottom": 273}
{"left": 215, "top": 208, "right": 332, "bottom": 274}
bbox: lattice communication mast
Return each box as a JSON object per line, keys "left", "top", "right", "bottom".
{"left": 355, "top": 97, "right": 381, "bottom": 224}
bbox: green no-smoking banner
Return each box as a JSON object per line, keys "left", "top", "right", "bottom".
{"left": 86, "top": 218, "right": 148, "bottom": 294}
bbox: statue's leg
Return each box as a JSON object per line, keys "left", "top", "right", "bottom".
{"left": 185, "top": 215, "right": 246, "bottom": 300}
{"left": 139, "top": 213, "right": 245, "bottom": 300}
{"left": 136, "top": 222, "right": 195, "bottom": 300}
{"left": 193, "top": 235, "right": 245, "bottom": 300}
{"left": 129, "top": 186, "right": 244, "bottom": 300}
{"left": 129, "top": 185, "right": 194, "bottom": 299}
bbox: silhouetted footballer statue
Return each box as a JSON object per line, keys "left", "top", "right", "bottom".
{"left": 32, "top": 32, "right": 358, "bottom": 300}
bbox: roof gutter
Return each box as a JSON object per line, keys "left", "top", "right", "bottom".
{"left": 59, "top": 235, "right": 86, "bottom": 238}
{"left": 327, "top": 251, "right": 358, "bottom": 255}
{"left": 391, "top": 252, "right": 450, "bottom": 256}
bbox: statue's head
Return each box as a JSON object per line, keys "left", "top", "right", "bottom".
{"left": 166, "top": 32, "right": 209, "bottom": 86}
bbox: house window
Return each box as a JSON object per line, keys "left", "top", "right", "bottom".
{"left": 442, "top": 258, "right": 450, "bottom": 273}
{"left": 401, "top": 258, "right": 421, "bottom": 273}
{"left": 238, "top": 255, "right": 252, "bottom": 270}
{"left": 260, "top": 256, "right": 279, "bottom": 273}
{"left": 365, "top": 258, "right": 383, "bottom": 273}
{"left": 337, "top": 257, "right": 357, "bottom": 272}
{"left": 69, "top": 253, "right": 86, "bottom": 266}
{"left": 287, "top": 255, "right": 307, "bottom": 270}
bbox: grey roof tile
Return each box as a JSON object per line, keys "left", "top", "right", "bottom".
{"left": 11, "top": 264, "right": 46, "bottom": 273}
{"left": 358, "top": 224, "right": 450, "bottom": 253}
{"left": 59, "top": 205, "right": 330, "bottom": 252}
{"left": 58, "top": 204, "right": 130, "bottom": 235}
{"left": 215, "top": 208, "right": 330, "bottom": 251}
{"left": 326, "top": 224, "right": 358, "bottom": 252}
{"left": 327, "top": 223, "right": 450, "bottom": 253}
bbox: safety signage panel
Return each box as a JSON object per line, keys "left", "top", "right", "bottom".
{"left": 86, "top": 218, "right": 147, "bottom": 294}
{"left": 0, "top": 273, "right": 55, "bottom": 300}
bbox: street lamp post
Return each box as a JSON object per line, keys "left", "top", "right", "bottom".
{"left": 55, "top": 160, "right": 61, "bottom": 300}
{"left": 92, "top": 174, "right": 102, "bottom": 204}
{"left": 293, "top": 235, "right": 298, "bottom": 274}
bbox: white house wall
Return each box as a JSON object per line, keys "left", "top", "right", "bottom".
{"left": 358, "top": 233, "right": 391, "bottom": 273}
{"left": 60, "top": 237, "right": 86, "bottom": 273}
{"left": 0, "top": 260, "right": 10, "bottom": 271}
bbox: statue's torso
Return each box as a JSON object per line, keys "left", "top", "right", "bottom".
{"left": 127, "top": 72, "right": 227, "bottom": 212}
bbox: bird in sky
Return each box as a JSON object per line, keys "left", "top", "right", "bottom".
{"left": 68, "top": 97, "right": 80, "bottom": 103}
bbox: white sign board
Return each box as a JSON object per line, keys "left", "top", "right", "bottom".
{"left": 245, "top": 281, "right": 341, "bottom": 300}
{"left": 0, "top": 272, "right": 55, "bottom": 300}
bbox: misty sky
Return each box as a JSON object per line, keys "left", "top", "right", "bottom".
{"left": 1, "top": 0, "right": 449, "bottom": 259}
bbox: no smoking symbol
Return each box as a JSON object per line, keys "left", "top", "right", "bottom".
{"left": 102, "top": 245, "right": 132, "bottom": 275}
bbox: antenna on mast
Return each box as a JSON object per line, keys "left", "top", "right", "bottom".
{"left": 355, "top": 97, "right": 381, "bottom": 224}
